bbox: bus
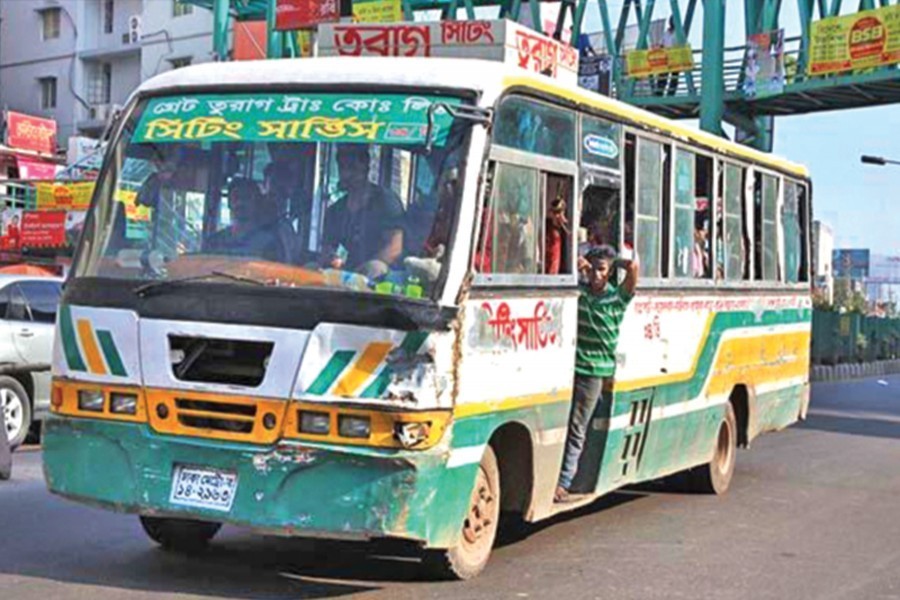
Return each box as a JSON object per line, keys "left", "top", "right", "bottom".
{"left": 43, "top": 21, "right": 811, "bottom": 580}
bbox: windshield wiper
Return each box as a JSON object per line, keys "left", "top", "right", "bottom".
{"left": 134, "top": 270, "right": 267, "bottom": 297}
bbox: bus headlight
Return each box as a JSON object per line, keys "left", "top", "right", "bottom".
{"left": 394, "top": 421, "right": 432, "bottom": 448}
{"left": 338, "top": 415, "right": 371, "bottom": 439}
{"left": 299, "top": 411, "right": 330, "bottom": 435}
{"left": 110, "top": 392, "right": 138, "bottom": 415}
{"left": 77, "top": 390, "right": 105, "bottom": 412}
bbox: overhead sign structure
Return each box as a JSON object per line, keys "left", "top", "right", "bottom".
{"left": 5, "top": 111, "right": 57, "bottom": 155}
{"left": 625, "top": 45, "right": 694, "bottom": 78}
{"left": 809, "top": 4, "right": 900, "bottom": 76}
{"left": 318, "top": 20, "right": 580, "bottom": 84}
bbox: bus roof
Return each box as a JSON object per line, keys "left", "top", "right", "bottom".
{"left": 136, "top": 56, "right": 809, "bottom": 179}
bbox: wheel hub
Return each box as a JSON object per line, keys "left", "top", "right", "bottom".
{"left": 1, "top": 388, "right": 23, "bottom": 442}
{"left": 462, "top": 479, "right": 495, "bottom": 545}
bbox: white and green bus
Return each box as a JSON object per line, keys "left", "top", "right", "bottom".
{"left": 44, "top": 21, "right": 811, "bottom": 579}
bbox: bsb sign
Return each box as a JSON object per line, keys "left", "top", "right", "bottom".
{"left": 809, "top": 5, "right": 900, "bottom": 75}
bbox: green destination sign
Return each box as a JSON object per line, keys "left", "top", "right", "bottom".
{"left": 133, "top": 93, "right": 461, "bottom": 147}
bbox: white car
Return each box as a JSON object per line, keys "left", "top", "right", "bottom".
{"left": 0, "top": 275, "right": 63, "bottom": 449}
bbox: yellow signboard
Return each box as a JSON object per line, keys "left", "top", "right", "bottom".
{"left": 34, "top": 182, "right": 150, "bottom": 222}
{"left": 809, "top": 5, "right": 900, "bottom": 76}
{"left": 352, "top": 0, "right": 402, "bottom": 24}
{"left": 626, "top": 45, "right": 694, "bottom": 78}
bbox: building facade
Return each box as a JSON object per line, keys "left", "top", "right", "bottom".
{"left": 0, "top": 0, "right": 217, "bottom": 148}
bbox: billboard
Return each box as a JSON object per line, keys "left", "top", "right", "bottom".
{"left": 5, "top": 111, "right": 57, "bottom": 155}
{"left": 833, "top": 248, "right": 870, "bottom": 279}
{"left": 808, "top": 5, "right": 900, "bottom": 75}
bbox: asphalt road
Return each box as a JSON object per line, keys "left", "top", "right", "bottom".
{"left": 2, "top": 376, "right": 900, "bottom": 600}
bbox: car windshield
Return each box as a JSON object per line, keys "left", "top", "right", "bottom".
{"left": 73, "top": 91, "right": 472, "bottom": 300}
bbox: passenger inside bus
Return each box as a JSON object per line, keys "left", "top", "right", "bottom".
{"left": 206, "top": 178, "right": 286, "bottom": 262}
{"left": 323, "top": 144, "right": 405, "bottom": 278}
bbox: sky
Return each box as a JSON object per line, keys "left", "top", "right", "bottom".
{"left": 578, "top": 1, "right": 900, "bottom": 256}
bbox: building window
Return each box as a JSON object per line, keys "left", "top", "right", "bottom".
{"left": 173, "top": 0, "right": 194, "bottom": 17}
{"left": 88, "top": 63, "right": 112, "bottom": 105}
{"left": 41, "top": 8, "right": 61, "bottom": 40}
{"left": 168, "top": 56, "right": 192, "bottom": 70}
{"left": 39, "top": 77, "right": 57, "bottom": 109}
{"left": 103, "top": 0, "right": 115, "bottom": 34}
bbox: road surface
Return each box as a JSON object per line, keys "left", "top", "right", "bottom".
{"left": 1, "top": 376, "right": 899, "bottom": 599}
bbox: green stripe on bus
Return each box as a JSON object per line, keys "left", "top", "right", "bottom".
{"left": 307, "top": 350, "right": 356, "bottom": 395}
{"left": 360, "top": 332, "right": 429, "bottom": 399}
{"left": 96, "top": 330, "right": 127, "bottom": 377}
{"left": 59, "top": 305, "right": 87, "bottom": 372}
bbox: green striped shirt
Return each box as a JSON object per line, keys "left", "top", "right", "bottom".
{"left": 575, "top": 284, "right": 633, "bottom": 377}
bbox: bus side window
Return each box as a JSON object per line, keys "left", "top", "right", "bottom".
{"left": 754, "top": 172, "right": 780, "bottom": 281}
{"left": 544, "top": 174, "right": 573, "bottom": 275}
{"left": 494, "top": 96, "right": 576, "bottom": 161}
{"left": 783, "top": 179, "right": 808, "bottom": 284}
{"left": 635, "top": 137, "right": 665, "bottom": 278}
{"left": 475, "top": 162, "right": 541, "bottom": 274}
{"left": 719, "top": 162, "right": 747, "bottom": 281}
{"left": 672, "top": 148, "right": 695, "bottom": 278}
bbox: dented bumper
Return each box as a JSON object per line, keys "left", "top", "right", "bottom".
{"left": 42, "top": 417, "right": 476, "bottom": 548}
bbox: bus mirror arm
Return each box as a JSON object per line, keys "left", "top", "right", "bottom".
{"left": 424, "top": 103, "right": 493, "bottom": 154}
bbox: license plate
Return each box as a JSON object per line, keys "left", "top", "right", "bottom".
{"left": 169, "top": 465, "right": 238, "bottom": 512}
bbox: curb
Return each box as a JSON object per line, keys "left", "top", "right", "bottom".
{"left": 811, "top": 359, "right": 900, "bottom": 382}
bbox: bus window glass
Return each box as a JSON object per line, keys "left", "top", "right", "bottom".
{"left": 544, "top": 174, "right": 573, "bottom": 275}
{"left": 72, "top": 92, "right": 473, "bottom": 301}
{"left": 494, "top": 96, "right": 575, "bottom": 160}
{"left": 485, "top": 163, "right": 541, "bottom": 274}
{"left": 636, "top": 138, "right": 662, "bottom": 278}
{"left": 581, "top": 116, "right": 621, "bottom": 170}
{"left": 723, "top": 163, "right": 746, "bottom": 281}
{"left": 754, "top": 172, "right": 779, "bottom": 281}
{"left": 783, "top": 180, "right": 806, "bottom": 283}
{"left": 673, "top": 149, "right": 695, "bottom": 278}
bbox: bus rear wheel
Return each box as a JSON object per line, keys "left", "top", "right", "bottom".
{"left": 423, "top": 446, "right": 500, "bottom": 580}
{"left": 139, "top": 516, "right": 222, "bottom": 552}
{"left": 688, "top": 403, "right": 737, "bottom": 495}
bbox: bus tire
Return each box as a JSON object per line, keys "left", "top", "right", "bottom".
{"left": 139, "top": 516, "right": 222, "bottom": 552}
{"left": 688, "top": 403, "right": 737, "bottom": 495}
{"left": 423, "top": 446, "right": 500, "bottom": 580}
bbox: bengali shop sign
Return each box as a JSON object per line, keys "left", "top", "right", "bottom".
{"left": 625, "top": 45, "right": 694, "bottom": 78}
{"left": 275, "top": 0, "right": 339, "bottom": 30}
{"left": 353, "top": 0, "right": 401, "bottom": 23}
{"left": 5, "top": 111, "right": 57, "bottom": 155}
{"left": 132, "top": 93, "right": 459, "bottom": 147}
{"left": 809, "top": 5, "right": 900, "bottom": 75}
{"left": 35, "top": 181, "right": 95, "bottom": 211}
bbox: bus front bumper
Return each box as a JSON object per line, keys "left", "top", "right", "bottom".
{"left": 42, "top": 417, "right": 476, "bottom": 548}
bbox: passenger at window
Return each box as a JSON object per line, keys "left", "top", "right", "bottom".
{"left": 556, "top": 245, "right": 638, "bottom": 503}
{"left": 207, "top": 178, "right": 284, "bottom": 262}
{"left": 693, "top": 215, "right": 709, "bottom": 278}
{"left": 545, "top": 197, "right": 569, "bottom": 275}
{"left": 323, "top": 144, "right": 404, "bottom": 278}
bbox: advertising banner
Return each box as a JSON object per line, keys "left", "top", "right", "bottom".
{"left": 0, "top": 208, "right": 23, "bottom": 251}
{"left": 353, "top": 0, "right": 402, "bottom": 23}
{"left": 275, "top": 0, "right": 340, "bottom": 30}
{"left": 21, "top": 211, "right": 67, "bottom": 248}
{"left": 132, "top": 93, "right": 460, "bottom": 147}
{"left": 5, "top": 111, "right": 57, "bottom": 155}
{"left": 626, "top": 45, "right": 693, "bottom": 78}
{"left": 809, "top": 5, "right": 900, "bottom": 75}
{"left": 743, "top": 29, "right": 786, "bottom": 98}
{"left": 35, "top": 181, "right": 95, "bottom": 211}
{"left": 17, "top": 158, "right": 59, "bottom": 180}
{"left": 833, "top": 248, "right": 870, "bottom": 278}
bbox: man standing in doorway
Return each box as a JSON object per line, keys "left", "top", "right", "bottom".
{"left": 556, "top": 245, "right": 638, "bottom": 502}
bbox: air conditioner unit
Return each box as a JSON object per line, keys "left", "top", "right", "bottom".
{"left": 90, "top": 103, "right": 111, "bottom": 122}
{"left": 128, "top": 15, "right": 142, "bottom": 45}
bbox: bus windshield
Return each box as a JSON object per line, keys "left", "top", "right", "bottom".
{"left": 73, "top": 91, "right": 472, "bottom": 300}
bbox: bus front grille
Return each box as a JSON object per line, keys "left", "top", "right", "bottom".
{"left": 174, "top": 398, "right": 259, "bottom": 435}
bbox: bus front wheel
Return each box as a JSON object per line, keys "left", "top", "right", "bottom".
{"left": 424, "top": 446, "right": 500, "bottom": 580}
{"left": 139, "top": 516, "right": 222, "bottom": 552}
{"left": 688, "top": 403, "right": 737, "bottom": 495}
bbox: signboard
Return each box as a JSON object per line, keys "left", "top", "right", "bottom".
{"left": 5, "top": 111, "right": 57, "bottom": 155}
{"left": 318, "top": 20, "right": 579, "bottom": 84}
{"left": 743, "top": 29, "right": 785, "bottom": 98}
{"left": 578, "top": 53, "right": 612, "bottom": 95}
{"left": 625, "top": 45, "right": 694, "bottom": 78}
{"left": 808, "top": 5, "right": 900, "bottom": 76}
{"left": 353, "top": 0, "right": 402, "bottom": 24}
{"left": 274, "top": 0, "right": 339, "bottom": 30}
{"left": 833, "top": 248, "right": 870, "bottom": 279}
{"left": 21, "top": 211, "right": 67, "bottom": 248}
{"left": 132, "top": 93, "right": 460, "bottom": 147}
{"left": 17, "top": 158, "right": 58, "bottom": 180}
{"left": 35, "top": 182, "right": 95, "bottom": 211}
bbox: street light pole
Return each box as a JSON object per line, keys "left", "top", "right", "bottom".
{"left": 861, "top": 155, "right": 900, "bottom": 166}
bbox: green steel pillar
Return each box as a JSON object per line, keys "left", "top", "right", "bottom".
{"left": 699, "top": 0, "right": 725, "bottom": 135}
{"left": 212, "top": 0, "right": 230, "bottom": 60}
{"left": 267, "top": 0, "right": 284, "bottom": 58}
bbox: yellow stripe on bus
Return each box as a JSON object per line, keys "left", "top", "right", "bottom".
{"left": 76, "top": 319, "right": 107, "bottom": 376}
{"left": 332, "top": 342, "right": 394, "bottom": 397}
{"left": 454, "top": 389, "right": 572, "bottom": 419}
{"left": 705, "top": 331, "right": 811, "bottom": 397}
